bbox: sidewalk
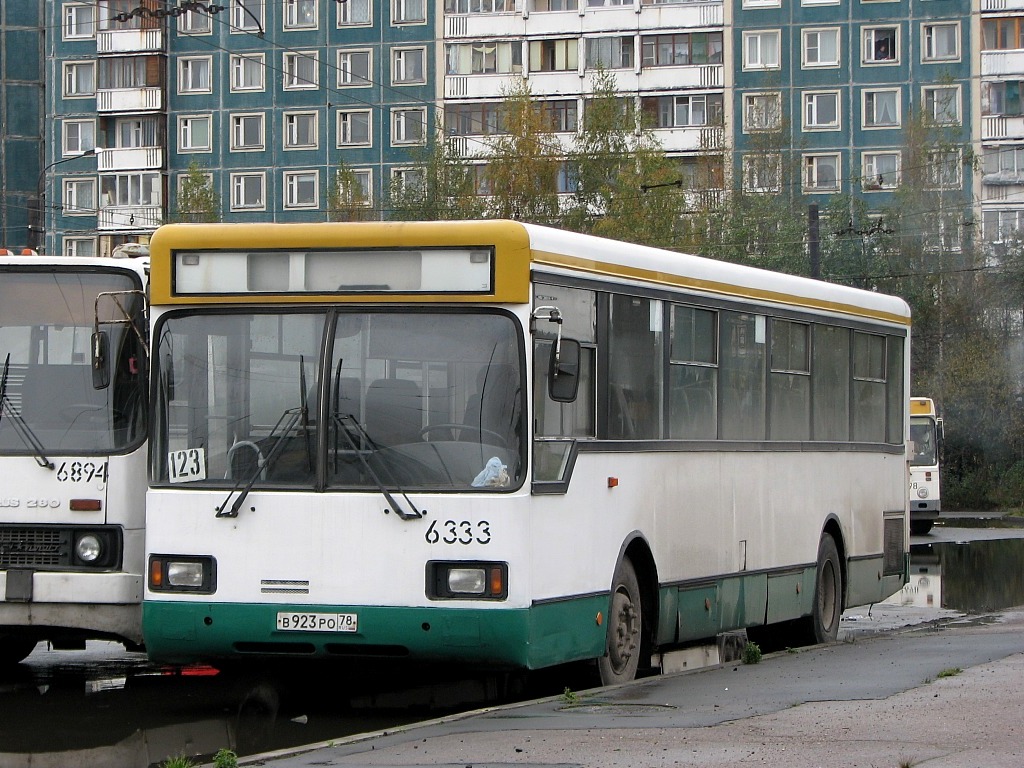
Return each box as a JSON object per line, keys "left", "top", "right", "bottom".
{"left": 240, "top": 607, "right": 1024, "bottom": 768}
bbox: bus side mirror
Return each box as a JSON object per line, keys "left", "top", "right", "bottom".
{"left": 92, "top": 331, "right": 110, "bottom": 390}
{"left": 549, "top": 338, "right": 581, "bottom": 403}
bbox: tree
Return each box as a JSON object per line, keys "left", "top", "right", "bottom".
{"left": 483, "top": 79, "right": 563, "bottom": 223}
{"left": 327, "top": 163, "right": 375, "bottom": 222}
{"left": 174, "top": 160, "right": 220, "bottom": 223}
{"left": 386, "top": 125, "right": 485, "bottom": 221}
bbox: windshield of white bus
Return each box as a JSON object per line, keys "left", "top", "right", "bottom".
{"left": 910, "top": 417, "right": 937, "bottom": 466}
{"left": 152, "top": 309, "right": 524, "bottom": 492}
{"left": 0, "top": 270, "right": 147, "bottom": 455}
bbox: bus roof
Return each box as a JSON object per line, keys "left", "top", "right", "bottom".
{"left": 148, "top": 220, "right": 910, "bottom": 326}
{"left": 910, "top": 397, "right": 937, "bottom": 417}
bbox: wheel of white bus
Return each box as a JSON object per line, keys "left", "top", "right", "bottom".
{"left": 598, "top": 557, "right": 643, "bottom": 686}
{"left": 0, "top": 636, "right": 36, "bottom": 666}
{"left": 910, "top": 520, "right": 934, "bottom": 536}
{"left": 796, "top": 533, "right": 843, "bottom": 646}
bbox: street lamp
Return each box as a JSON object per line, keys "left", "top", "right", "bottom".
{"left": 28, "top": 148, "right": 97, "bottom": 254}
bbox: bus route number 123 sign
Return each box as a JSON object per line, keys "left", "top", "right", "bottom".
{"left": 168, "top": 448, "right": 207, "bottom": 483}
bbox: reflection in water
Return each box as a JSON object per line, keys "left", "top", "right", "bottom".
{"left": 886, "top": 538, "right": 1024, "bottom": 613}
{"left": 0, "top": 658, "right": 536, "bottom": 768}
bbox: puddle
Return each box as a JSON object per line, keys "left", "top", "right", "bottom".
{"left": 887, "top": 538, "right": 1024, "bottom": 613}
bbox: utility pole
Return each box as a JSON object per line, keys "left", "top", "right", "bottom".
{"left": 808, "top": 203, "right": 820, "bottom": 279}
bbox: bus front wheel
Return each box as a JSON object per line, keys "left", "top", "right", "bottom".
{"left": 598, "top": 557, "right": 642, "bottom": 686}
{"left": 796, "top": 533, "right": 843, "bottom": 646}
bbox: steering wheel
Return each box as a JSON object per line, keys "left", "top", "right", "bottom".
{"left": 419, "top": 423, "right": 507, "bottom": 446}
{"left": 225, "top": 440, "right": 267, "bottom": 480}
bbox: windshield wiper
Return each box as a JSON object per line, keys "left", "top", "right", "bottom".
{"left": 332, "top": 412, "right": 423, "bottom": 521}
{"left": 215, "top": 407, "right": 302, "bottom": 518}
{"left": 0, "top": 354, "right": 54, "bottom": 470}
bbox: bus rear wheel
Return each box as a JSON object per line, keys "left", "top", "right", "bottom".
{"left": 598, "top": 557, "right": 642, "bottom": 686}
{"left": 0, "top": 636, "right": 37, "bottom": 666}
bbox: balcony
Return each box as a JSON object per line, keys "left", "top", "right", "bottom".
{"left": 97, "top": 28, "right": 163, "bottom": 53}
{"left": 97, "top": 87, "right": 162, "bottom": 113}
{"left": 97, "top": 146, "right": 163, "bottom": 172}
{"left": 981, "top": 50, "right": 1024, "bottom": 77}
{"left": 982, "top": 0, "right": 1024, "bottom": 10}
{"left": 98, "top": 205, "right": 162, "bottom": 232}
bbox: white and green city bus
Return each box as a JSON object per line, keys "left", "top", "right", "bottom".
{"left": 909, "top": 397, "right": 942, "bottom": 535}
{"left": 0, "top": 253, "right": 149, "bottom": 665}
{"left": 142, "top": 221, "right": 909, "bottom": 684}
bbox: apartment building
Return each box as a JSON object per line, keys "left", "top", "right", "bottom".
{"left": 733, "top": 0, "right": 973, "bottom": 221}
{"left": 0, "top": 1, "right": 44, "bottom": 252}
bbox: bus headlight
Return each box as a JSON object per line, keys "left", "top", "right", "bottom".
{"left": 917, "top": 487, "right": 929, "bottom": 499}
{"left": 427, "top": 561, "right": 507, "bottom": 600}
{"left": 149, "top": 555, "right": 217, "bottom": 593}
{"left": 75, "top": 534, "right": 102, "bottom": 563}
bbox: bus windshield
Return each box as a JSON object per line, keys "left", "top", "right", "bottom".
{"left": 910, "top": 416, "right": 937, "bottom": 466}
{"left": 0, "top": 271, "right": 146, "bottom": 454}
{"left": 153, "top": 309, "right": 524, "bottom": 492}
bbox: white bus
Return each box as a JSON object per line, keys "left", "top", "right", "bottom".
{"left": 0, "top": 254, "right": 149, "bottom": 665}
{"left": 143, "top": 221, "right": 909, "bottom": 683}
{"left": 909, "top": 397, "right": 942, "bottom": 535}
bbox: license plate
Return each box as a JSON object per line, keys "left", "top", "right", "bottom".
{"left": 276, "top": 612, "right": 358, "bottom": 633}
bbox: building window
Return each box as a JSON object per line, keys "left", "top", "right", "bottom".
{"left": 284, "top": 0, "right": 317, "bottom": 28}
{"left": 179, "top": 8, "right": 211, "bottom": 33}
{"left": 743, "top": 92, "right": 781, "bottom": 131}
{"left": 231, "top": 54, "right": 265, "bottom": 91}
{"left": 179, "top": 57, "right": 212, "bottom": 94}
{"left": 393, "top": 47, "right": 426, "bottom": 84}
{"left": 924, "top": 85, "right": 960, "bottom": 124}
{"left": 982, "top": 17, "right": 1024, "bottom": 51}
{"left": 393, "top": 0, "right": 426, "bottom": 23}
{"left": 743, "top": 0, "right": 780, "bottom": 8}
{"left": 923, "top": 22, "right": 959, "bottom": 61}
{"left": 63, "top": 62, "right": 96, "bottom": 97}
{"left": 863, "top": 152, "right": 899, "bottom": 190}
{"left": 863, "top": 89, "right": 900, "bottom": 128}
{"left": 983, "top": 147, "right": 1024, "bottom": 184}
{"left": 338, "top": 0, "right": 371, "bottom": 25}
{"left": 333, "top": 169, "right": 373, "bottom": 209}
{"left": 179, "top": 115, "right": 212, "bottom": 152}
{"left": 231, "top": 0, "right": 264, "bottom": 33}
{"left": 743, "top": 30, "right": 781, "bottom": 70}
{"left": 983, "top": 209, "right": 1024, "bottom": 242}
{"left": 802, "top": 28, "right": 840, "bottom": 67}
{"left": 392, "top": 167, "right": 426, "bottom": 195}
{"left": 642, "top": 94, "right": 724, "bottom": 128}
{"left": 284, "top": 171, "right": 318, "bottom": 208}
{"left": 284, "top": 112, "right": 318, "bottom": 149}
{"left": 927, "top": 150, "right": 961, "bottom": 189}
{"left": 230, "top": 113, "right": 265, "bottom": 151}
{"left": 63, "top": 178, "right": 97, "bottom": 215}
{"left": 63, "top": 237, "right": 97, "bottom": 257}
{"left": 392, "top": 108, "right": 427, "bottom": 145}
{"left": 283, "top": 52, "right": 318, "bottom": 89}
{"left": 445, "top": 102, "right": 505, "bottom": 136}
{"left": 114, "top": 116, "right": 160, "bottom": 149}
{"left": 985, "top": 81, "right": 1024, "bottom": 116}
{"left": 339, "top": 50, "right": 372, "bottom": 86}
{"left": 541, "top": 100, "right": 579, "bottom": 132}
{"left": 446, "top": 41, "right": 523, "bottom": 75}
{"left": 100, "top": 172, "right": 161, "bottom": 207}
{"left": 338, "top": 109, "right": 372, "bottom": 146}
{"left": 803, "top": 91, "right": 840, "bottom": 130}
{"left": 533, "top": 0, "right": 577, "bottom": 9}
{"left": 742, "top": 153, "right": 781, "bottom": 192}
{"left": 230, "top": 173, "right": 266, "bottom": 210}
{"left": 63, "top": 3, "right": 96, "bottom": 39}
{"left": 642, "top": 33, "right": 724, "bottom": 67}
{"left": 530, "top": 39, "right": 580, "bottom": 72}
{"left": 863, "top": 27, "right": 898, "bottom": 64}
{"left": 803, "top": 154, "right": 840, "bottom": 192}
{"left": 586, "top": 37, "right": 634, "bottom": 70}
{"left": 63, "top": 119, "right": 96, "bottom": 155}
